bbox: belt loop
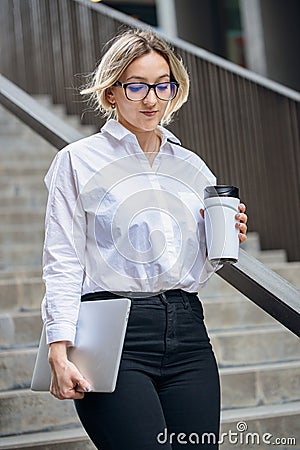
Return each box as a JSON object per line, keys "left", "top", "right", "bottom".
{"left": 159, "top": 292, "right": 167, "bottom": 304}
{"left": 180, "top": 290, "right": 189, "bottom": 309}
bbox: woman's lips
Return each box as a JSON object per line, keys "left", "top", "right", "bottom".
{"left": 141, "top": 111, "right": 158, "bottom": 117}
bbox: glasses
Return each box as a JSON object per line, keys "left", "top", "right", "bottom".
{"left": 113, "top": 81, "right": 179, "bottom": 101}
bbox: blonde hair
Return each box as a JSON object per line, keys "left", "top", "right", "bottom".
{"left": 81, "top": 28, "right": 190, "bottom": 126}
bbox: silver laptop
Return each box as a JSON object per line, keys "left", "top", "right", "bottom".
{"left": 31, "top": 298, "right": 131, "bottom": 393}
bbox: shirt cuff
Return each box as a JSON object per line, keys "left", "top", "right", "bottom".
{"left": 45, "top": 323, "right": 76, "bottom": 346}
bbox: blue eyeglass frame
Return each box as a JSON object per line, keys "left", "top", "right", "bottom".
{"left": 113, "top": 81, "right": 179, "bottom": 101}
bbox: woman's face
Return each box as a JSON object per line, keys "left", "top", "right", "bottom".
{"left": 108, "top": 51, "right": 171, "bottom": 134}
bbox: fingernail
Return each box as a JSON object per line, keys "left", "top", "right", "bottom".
{"left": 85, "top": 385, "right": 94, "bottom": 392}
{"left": 236, "top": 213, "right": 241, "bottom": 219}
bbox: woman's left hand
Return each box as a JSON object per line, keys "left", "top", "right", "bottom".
{"left": 236, "top": 203, "right": 247, "bottom": 244}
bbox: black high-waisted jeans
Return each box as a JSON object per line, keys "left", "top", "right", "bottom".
{"left": 74, "top": 289, "right": 220, "bottom": 449}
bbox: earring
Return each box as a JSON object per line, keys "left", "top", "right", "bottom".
{"left": 111, "top": 103, "right": 116, "bottom": 109}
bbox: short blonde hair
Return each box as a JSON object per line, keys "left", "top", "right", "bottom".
{"left": 81, "top": 28, "right": 190, "bottom": 126}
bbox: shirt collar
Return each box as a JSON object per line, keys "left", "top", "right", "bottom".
{"left": 101, "top": 120, "right": 181, "bottom": 148}
{"left": 157, "top": 125, "right": 181, "bottom": 147}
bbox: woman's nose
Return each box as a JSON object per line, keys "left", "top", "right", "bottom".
{"left": 143, "top": 87, "right": 157, "bottom": 105}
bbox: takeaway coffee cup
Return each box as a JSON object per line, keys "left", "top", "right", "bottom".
{"left": 204, "top": 185, "right": 240, "bottom": 264}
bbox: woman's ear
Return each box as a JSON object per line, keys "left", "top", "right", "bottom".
{"left": 106, "top": 87, "right": 115, "bottom": 105}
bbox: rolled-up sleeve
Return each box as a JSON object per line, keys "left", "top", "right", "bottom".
{"left": 41, "top": 149, "right": 86, "bottom": 345}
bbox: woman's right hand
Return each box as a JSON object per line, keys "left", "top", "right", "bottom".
{"left": 48, "top": 341, "right": 93, "bottom": 400}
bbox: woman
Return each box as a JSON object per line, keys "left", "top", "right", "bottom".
{"left": 43, "top": 28, "right": 247, "bottom": 449}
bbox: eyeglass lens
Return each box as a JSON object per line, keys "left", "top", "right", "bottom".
{"left": 126, "top": 82, "right": 178, "bottom": 101}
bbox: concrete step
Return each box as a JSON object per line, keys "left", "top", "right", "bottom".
{"left": 1, "top": 340, "right": 299, "bottom": 408}
{"left": 0, "top": 194, "right": 46, "bottom": 209}
{"left": 200, "top": 273, "right": 245, "bottom": 297}
{"left": 0, "top": 135, "right": 56, "bottom": 160}
{"left": 0, "top": 242, "right": 43, "bottom": 268}
{"left": 0, "top": 205, "right": 45, "bottom": 214}
{"left": 268, "top": 261, "right": 300, "bottom": 288}
{"left": 0, "top": 427, "right": 95, "bottom": 450}
{"left": 0, "top": 308, "right": 299, "bottom": 365}
{"left": 0, "top": 347, "right": 37, "bottom": 391}
{"left": 0, "top": 155, "right": 51, "bottom": 167}
{"left": 0, "top": 268, "right": 42, "bottom": 280}
{"left": 0, "top": 395, "right": 298, "bottom": 448}
{"left": 0, "top": 104, "right": 23, "bottom": 132}
{"left": 34, "top": 95, "right": 97, "bottom": 136}
{"left": 0, "top": 101, "right": 96, "bottom": 148}
{"left": 0, "top": 310, "right": 42, "bottom": 349}
{"left": 0, "top": 279, "right": 298, "bottom": 339}
{"left": 221, "top": 401, "right": 300, "bottom": 450}
{"left": 240, "top": 231, "right": 261, "bottom": 254}
{"left": 220, "top": 360, "right": 300, "bottom": 409}
{"left": 0, "top": 209, "right": 45, "bottom": 226}
{"left": 0, "top": 288, "right": 281, "bottom": 341}
{"left": 0, "top": 262, "right": 43, "bottom": 273}
{"left": 0, "top": 176, "right": 45, "bottom": 197}
{"left": 253, "top": 249, "right": 287, "bottom": 264}
{"left": 241, "top": 233, "right": 287, "bottom": 263}
{"left": 0, "top": 228, "right": 44, "bottom": 244}
{"left": 202, "top": 294, "right": 279, "bottom": 330}
{"left": 0, "top": 106, "right": 42, "bottom": 138}
{"left": 210, "top": 324, "right": 300, "bottom": 367}
{"left": 0, "top": 98, "right": 95, "bottom": 143}
{"left": 0, "top": 162, "right": 51, "bottom": 177}
{"left": 201, "top": 260, "right": 300, "bottom": 297}
{"left": 0, "top": 278, "right": 44, "bottom": 311}
{"left": 0, "top": 389, "right": 80, "bottom": 437}
{"left": 0, "top": 272, "right": 45, "bottom": 312}
{"left": 0, "top": 226, "right": 44, "bottom": 245}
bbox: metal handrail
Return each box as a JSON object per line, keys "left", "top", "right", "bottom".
{"left": 1, "top": 73, "right": 299, "bottom": 337}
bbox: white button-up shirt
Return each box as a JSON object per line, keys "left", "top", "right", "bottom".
{"left": 42, "top": 120, "right": 218, "bottom": 344}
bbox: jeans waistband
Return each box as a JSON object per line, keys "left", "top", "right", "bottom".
{"left": 81, "top": 289, "right": 197, "bottom": 304}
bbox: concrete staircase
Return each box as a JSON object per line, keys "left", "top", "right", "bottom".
{"left": 0, "top": 101, "right": 299, "bottom": 449}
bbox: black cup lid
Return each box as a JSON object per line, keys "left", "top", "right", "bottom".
{"left": 204, "top": 185, "right": 239, "bottom": 199}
